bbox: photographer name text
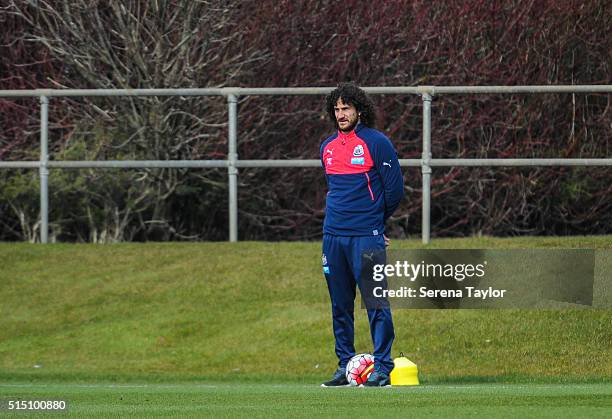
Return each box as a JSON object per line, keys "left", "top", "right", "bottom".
{"left": 372, "top": 286, "right": 507, "bottom": 300}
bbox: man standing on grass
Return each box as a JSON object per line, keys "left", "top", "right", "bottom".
{"left": 319, "top": 82, "right": 405, "bottom": 387}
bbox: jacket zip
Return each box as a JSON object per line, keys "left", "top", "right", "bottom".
{"left": 365, "top": 173, "right": 374, "bottom": 201}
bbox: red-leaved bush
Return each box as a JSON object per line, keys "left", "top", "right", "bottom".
{"left": 0, "top": 0, "right": 610, "bottom": 241}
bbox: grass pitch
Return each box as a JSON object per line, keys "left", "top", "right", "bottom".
{"left": 0, "top": 382, "right": 610, "bottom": 418}
{"left": 0, "top": 236, "right": 611, "bottom": 416}
{"left": 1, "top": 237, "right": 610, "bottom": 382}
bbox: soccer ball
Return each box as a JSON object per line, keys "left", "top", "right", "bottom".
{"left": 345, "top": 353, "right": 375, "bottom": 386}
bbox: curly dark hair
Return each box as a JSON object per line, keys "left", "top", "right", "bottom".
{"left": 325, "top": 82, "right": 376, "bottom": 128}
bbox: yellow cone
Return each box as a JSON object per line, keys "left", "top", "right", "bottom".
{"left": 390, "top": 353, "right": 419, "bottom": 386}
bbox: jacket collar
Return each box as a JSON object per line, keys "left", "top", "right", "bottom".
{"left": 337, "top": 123, "right": 364, "bottom": 142}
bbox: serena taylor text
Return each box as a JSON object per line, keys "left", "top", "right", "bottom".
{"left": 372, "top": 287, "right": 507, "bottom": 300}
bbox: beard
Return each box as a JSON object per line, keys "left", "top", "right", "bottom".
{"left": 337, "top": 116, "right": 359, "bottom": 133}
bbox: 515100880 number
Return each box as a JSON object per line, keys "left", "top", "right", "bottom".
{"left": 2, "top": 399, "right": 68, "bottom": 411}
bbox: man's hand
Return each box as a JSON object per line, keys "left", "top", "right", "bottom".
{"left": 383, "top": 234, "right": 390, "bottom": 247}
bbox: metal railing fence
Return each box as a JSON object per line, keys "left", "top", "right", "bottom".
{"left": 1, "top": 85, "right": 611, "bottom": 243}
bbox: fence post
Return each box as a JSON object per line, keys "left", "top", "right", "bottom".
{"left": 227, "top": 94, "right": 238, "bottom": 242}
{"left": 421, "top": 93, "right": 432, "bottom": 244}
{"left": 39, "top": 95, "right": 49, "bottom": 244}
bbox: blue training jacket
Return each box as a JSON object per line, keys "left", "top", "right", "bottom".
{"left": 320, "top": 123, "right": 405, "bottom": 236}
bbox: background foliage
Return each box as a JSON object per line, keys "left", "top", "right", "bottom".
{"left": 1, "top": 0, "right": 611, "bottom": 241}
